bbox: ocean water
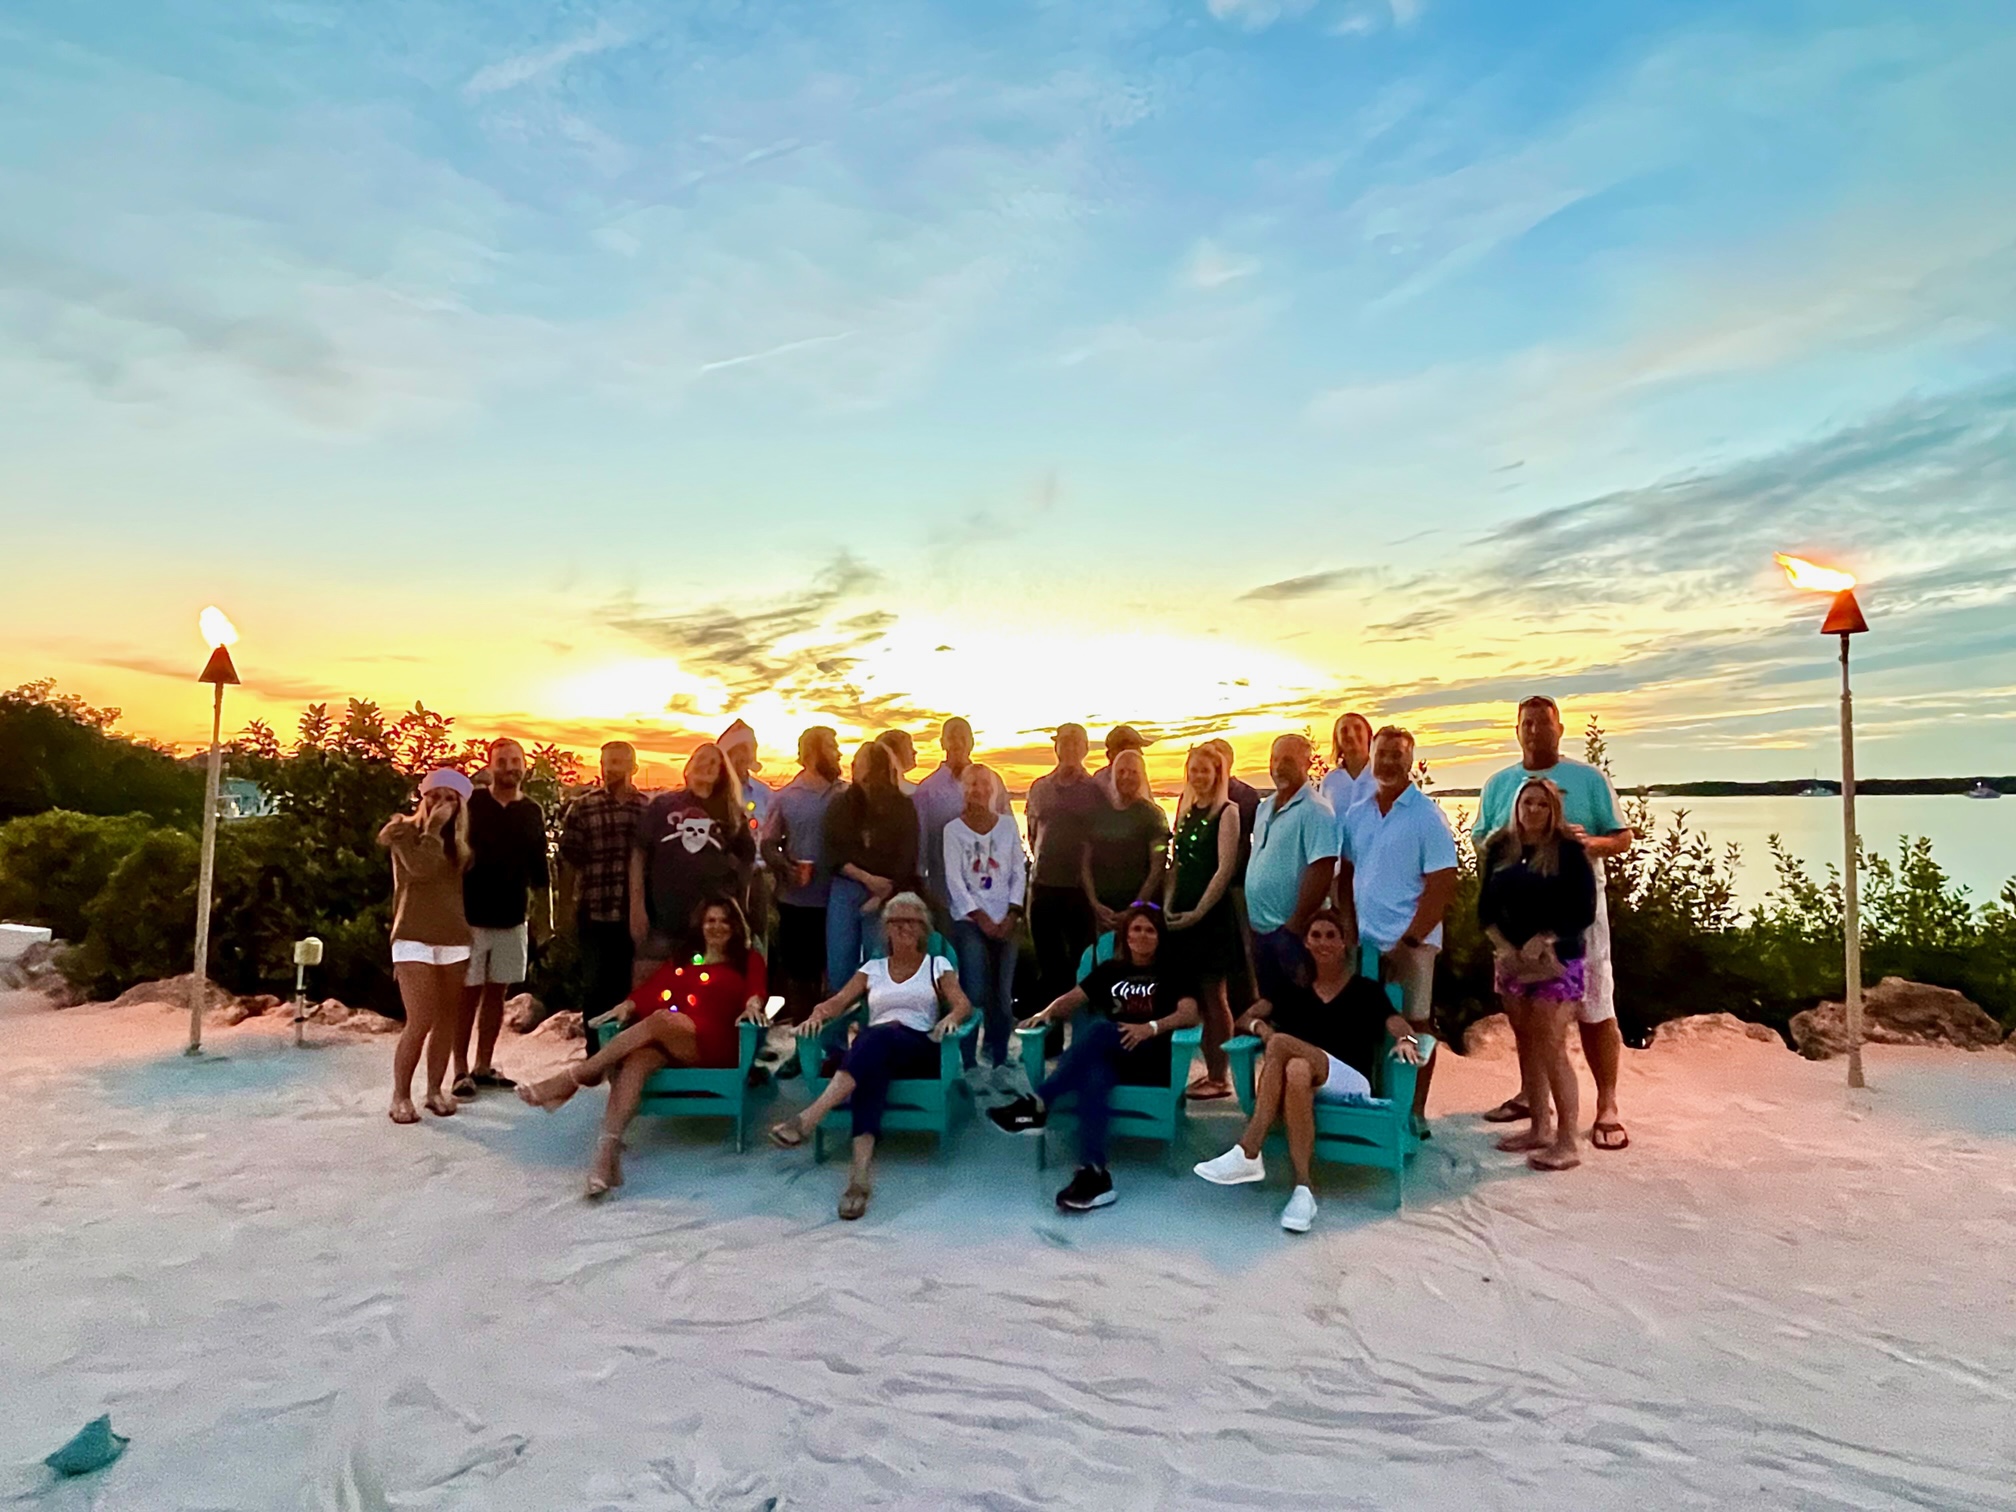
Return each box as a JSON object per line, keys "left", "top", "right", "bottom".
{"left": 1010, "top": 793, "right": 2016, "bottom": 912}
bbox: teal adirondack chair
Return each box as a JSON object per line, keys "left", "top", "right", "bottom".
{"left": 588, "top": 1014, "right": 763, "bottom": 1153}
{"left": 1011, "top": 933, "right": 1203, "bottom": 1171}
{"left": 1220, "top": 943, "right": 1435, "bottom": 1208}
{"left": 794, "top": 932, "right": 980, "bottom": 1163}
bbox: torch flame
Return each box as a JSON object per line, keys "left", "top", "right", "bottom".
{"left": 199, "top": 606, "right": 239, "bottom": 649}
{"left": 1774, "top": 554, "right": 1857, "bottom": 594}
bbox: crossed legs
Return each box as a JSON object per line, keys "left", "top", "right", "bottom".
{"left": 1236, "top": 1033, "right": 1332, "bottom": 1189}
{"left": 517, "top": 1011, "right": 701, "bottom": 1191}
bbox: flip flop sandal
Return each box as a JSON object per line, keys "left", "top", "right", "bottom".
{"left": 451, "top": 1076, "right": 479, "bottom": 1099}
{"left": 471, "top": 1069, "right": 517, "bottom": 1090}
{"left": 389, "top": 1103, "right": 420, "bottom": 1125}
{"left": 424, "top": 1093, "right": 458, "bottom": 1118}
{"left": 1482, "top": 1099, "right": 1530, "bottom": 1124}
{"left": 768, "top": 1122, "right": 806, "bottom": 1150}
{"left": 1591, "top": 1122, "right": 1630, "bottom": 1151}
{"left": 1185, "top": 1081, "right": 1234, "bottom": 1102}
{"left": 838, "top": 1184, "right": 871, "bottom": 1220}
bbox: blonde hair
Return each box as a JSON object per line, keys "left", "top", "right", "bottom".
{"left": 961, "top": 762, "right": 1009, "bottom": 814}
{"left": 415, "top": 789, "right": 474, "bottom": 872}
{"left": 1175, "top": 743, "right": 1229, "bottom": 826}
{"left": 1485, "top": 777, "right": 1569, "bottom": 878}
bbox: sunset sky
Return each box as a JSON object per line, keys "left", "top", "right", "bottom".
{"left": 4, "top": 0, "right": 2013, "bottom": 790}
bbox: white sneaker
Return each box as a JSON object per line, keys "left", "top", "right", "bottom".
{"left": 1279, "top": 1186, "right": 1318, "bottom": 1233}
{"left": 1193, "top": 1146, "right": 1266, "bottom": 1186}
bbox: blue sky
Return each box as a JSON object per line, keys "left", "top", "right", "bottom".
{"left": 2, "top": 0, "right": 2013, "bottom": 785}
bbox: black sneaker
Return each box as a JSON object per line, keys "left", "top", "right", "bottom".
{"left": 987, "top": 1096, "right": 1047, "bottom": 1136}
{"left": 1056, "top": 1166, "right": 1115, "bottom": 1211}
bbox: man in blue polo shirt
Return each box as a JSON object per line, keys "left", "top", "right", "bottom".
{"left": 1244, "top": 733, "right": 1336, "bottom": 1005}
{"left": 1335, "top": 725, "right": 1458, "bottom": 1121}
{"left": 1472, "top": 695, "right": 1636, "bottom": 1152}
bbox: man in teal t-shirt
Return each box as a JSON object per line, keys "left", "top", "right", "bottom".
{"left": 1471, "top": 696, "right": 1635, "bottom": 1154}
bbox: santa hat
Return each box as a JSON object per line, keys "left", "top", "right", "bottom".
{"left": 718, "top": 719, "right": 761, "bottom": 769}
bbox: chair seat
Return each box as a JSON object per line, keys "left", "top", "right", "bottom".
{"left": 1016, "top": 1020, "right": 1203, "bottom": 1171}
{"left": 589, "top": 1016, "right": 762, "bottom": 1152}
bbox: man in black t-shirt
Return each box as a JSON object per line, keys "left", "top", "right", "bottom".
{"left": 454, "top": 738, "right": 551, "bottom": 1096}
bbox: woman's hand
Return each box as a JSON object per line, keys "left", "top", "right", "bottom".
{"left": 928, "top": 1012, "right": 967, "bottom": 1043}
{"left": 1164, "top": 909, "right": 1192, "bottom": 930}
{"left": 1117, "top": 1019, "right": 1157, "bottom": 1050}
{"left": 1016, "top": 1009, "right": 1049, "bottom": 1032}
{"left": 737, "top": 997, "right": 767, "bottom": 1024}
{"left": 796, "top": 1009, "right": 826, "bottom": 1037}
{"left": 1390, "top": 1034, "right": 1426, "bottom": 1067}
{"left": 422, "top": 796, "right": 453, "bottom": 834}
{"left": 587, "top": 1006, "right": 629, "bottom": 1030}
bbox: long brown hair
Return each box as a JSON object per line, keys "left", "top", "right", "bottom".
{"left": 1484, "top": 777, "right": 1568, "bottom": 878}
{"left": 691, "top": 894, "right": 755, "bottom": 975}
{"left": 683, "top": 741, "right": 743, "bottom": 823}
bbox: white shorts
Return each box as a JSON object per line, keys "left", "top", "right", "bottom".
{"left": 465, "top": 923, "right": 529, "bottom": 987}
{"left": 1579, "top": 883, "right": 1616, "bottom": 1025}
{"left": 1315, "top": 1053, "right": 1374, "bottom": 1103}
{"left": 392, "top": 940, "right": 472, "bottom": 967}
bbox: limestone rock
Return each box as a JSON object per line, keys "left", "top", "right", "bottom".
{"left": 237, "top": 994, "right": 283, "bottom": 1018}
{"left": 1462, "top": 1013, "right": 1515, "bottom": 1058}
{"left": 1651, "top": 1013, "right": 1783, "bottom": 1050}
{"left": 531, "top": 1010, "right": 584, "bottom": 1042}
{"left": 111, "top": 975, "right": 234, "bottom": 1013}
{"left": 308, "top": 998, "right": 354, "bottom": 1026}
{"left": 502, "top": 993, "right": 546, "bottom": 1033}
{"left": 1790, "top": 978, "right": 2006, "bottom": 1060}
{"left": 333, "top": 1009, "right": 399, "bottom": 1035}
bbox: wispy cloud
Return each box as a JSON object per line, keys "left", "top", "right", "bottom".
{"left": 1182, "top": 240, "right": 1259, "bottom": 290}
{"left": 1238, "top": 568, "right": 1378, "bottom": 602}
{"left": 1204, "top": 0, "right": 1315, "bottom": 31}
{"left": 464, "top": 23, "right": 630, "bottom": 98}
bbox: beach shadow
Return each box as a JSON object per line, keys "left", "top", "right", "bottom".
{"left": 437, "top": 1072, "right": 1515, "bottom": 1271}
{"left": 88, "top": 1036, "right": 335, "bottom": 1108}
{"left": 1871, "top": 1056, "right": 2016, "bottom": 1141}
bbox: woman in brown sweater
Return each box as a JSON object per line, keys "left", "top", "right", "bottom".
{"left": 379, "top": 769, "right": 474, "bottom": 1124}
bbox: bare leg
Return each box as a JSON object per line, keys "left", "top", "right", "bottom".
{"left": 1282, "top": 1058, "right": 1318, "bottom": 1189}
{"left": 422, "top": 963, "right": 460, "bottom": 1102}
{"left": 524, "top": 1012, "right": 698, "bottom": 1108}
{"left": 846, "top": 1134, "right": 875, "bottom": 1195}
{"left": 450, "top": 983, "right": 480, "bottom": 1085}
{"left": 595, "top": 1046, "right": 667, "bottom": 1190}
{"left": 1495, "top": 999, "right": 1552, "bottom": 1153}
{"left": 776, "top": 1069, "right": 856, "bottom": 1142}
{"left": 472, "top": 982, "right": 508, "bottom": 1075}
{"left": 1238, "top": 1037, "right": 1291, "bottom": 1156}
{"left": 391, "top": 962, "right": 442, "bottom": 1120}
{"left": 1531, "top": 1002, "right": 1582, "bottom": 1170}
{"left": 1580, "top": 1017, "right": 1624, "bottom": 1138}
{"left": 1199, "top": 978, "right": 1235, "bottom": 1084}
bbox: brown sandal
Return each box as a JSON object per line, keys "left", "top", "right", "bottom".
{"left": 768, "top": 1121, "right": 807, "bottom": 1149}
{"left": 1482, "top": 1098, "right": 1530, "bottom": 1124}
{"left": 838, "top": 1183, "right": 871, "bottom": 1220}
{"left": 423, "top": 1092, "right": 457, "bottom": 1118}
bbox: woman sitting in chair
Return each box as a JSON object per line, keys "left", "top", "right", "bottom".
{"left": 988, "top": 903, "right": 1201, "bottom": 1213}
{"left": 1192, "top": 909, "right": 1424, "bottom": 1232}
{"left": 519, "top": 896, "right": 767, "bottom": 1198}
{"left": 768, "top": 893, "right": 974, "bottom": 1220}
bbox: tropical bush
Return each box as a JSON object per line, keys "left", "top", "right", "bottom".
{"left": 0, "top": 809, "right": 156, "bottom": 942}
{"left": 0, "top": 681, "right": 202, "bottom": 826}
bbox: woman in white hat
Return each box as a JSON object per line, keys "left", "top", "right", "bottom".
{"left": 378, "top": 769, "right": 474, "bottom": 1124}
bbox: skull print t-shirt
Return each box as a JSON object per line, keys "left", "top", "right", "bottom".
{"left": 635, "top": 789, "right": 756, "bottom": 947}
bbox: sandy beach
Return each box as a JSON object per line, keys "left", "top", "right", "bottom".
{"left": 3, "top": 991, "right": 2013, "bottom": 1510}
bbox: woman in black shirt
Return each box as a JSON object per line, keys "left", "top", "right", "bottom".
{"left": 821, "top": 741, "right": 922, "bottom": 984}
{"left": 1477, "top": 777, "right": 1598, "bottom": 1173}
{"left": 987, "top": 903, "right": 1200, "bottom": 1213}
{"left": 1192, "top": 909, "right": 1422, "bottom": 1232}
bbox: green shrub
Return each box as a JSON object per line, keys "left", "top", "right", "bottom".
{"left": 71, "top": 828, "right": 202, "bottom": 995}
{"left": 0, "top": 682, "right": 202, "bottom": 826}
{"left": 0, "top": 810, "right": 154, "bottom": 940}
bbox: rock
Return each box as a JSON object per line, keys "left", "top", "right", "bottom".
{"left": 237, "top": 994, "right": 282, "bottom": 1018}
{"left": 531, "top": 1010, "right": 584, "bottom": 1042}
{"left": 1651, "top": 1013, "right": 1782, "bottom": 1050}
{"left": 1790, "top": 977, "right": 2006, "bottom": 1060}
{"left": 211, "top": 1001, "right": 252, "bottom": 1027}
{"left": 333, "top": 1009, "right": 399, "bottom": 1035}
{"left": 308, "top": 998, "right": 354, "bottom": 1026}
{"left": 502, "top": 993, "right": 546, "bottom": 1033}
{"left": 110, "top": 974, "right": 234, "bottom": 1013}
{"left": 1462, "top": 1013, "right": 1516, "bottom": 1058}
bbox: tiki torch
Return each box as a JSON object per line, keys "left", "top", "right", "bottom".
{"left": 1776, "top": 554, "right": 1870, "bottom": 1088}
{"left": 188, "top": 607, "right": 240, "bottom": 1056}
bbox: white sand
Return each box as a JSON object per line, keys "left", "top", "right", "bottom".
{"left": 3, "top": 991, "right": 2014, "bottom": 1510}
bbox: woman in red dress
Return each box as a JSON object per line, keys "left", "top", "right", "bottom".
{"left": 520, "top": 896, "right": 768, "bottom": 1196}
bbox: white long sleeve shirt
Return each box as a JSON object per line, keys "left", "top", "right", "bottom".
{"left": 943, "top": 813, "right": 1028, "bottom": 925}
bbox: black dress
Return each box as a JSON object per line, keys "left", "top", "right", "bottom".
{"left": 1165, "top": 803, "right": 1241, "bottom": 981}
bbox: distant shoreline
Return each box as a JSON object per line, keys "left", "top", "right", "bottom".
{"left": 1432, "top": 778, "right": 2015, "bottom": 800}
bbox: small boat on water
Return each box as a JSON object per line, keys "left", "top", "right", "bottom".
{"left": 1967, "top": 780, "right": 2002, "bottom": 800}
{"left": 1798, "top": 781, "right": 1833, "bottom": 797}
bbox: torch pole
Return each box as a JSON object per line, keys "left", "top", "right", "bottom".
{"left": 1838, "top": 632, "right": 1864, "bottom": 1089}
{"left": 188, "top": 681, "right": 226, "bottom": 1056}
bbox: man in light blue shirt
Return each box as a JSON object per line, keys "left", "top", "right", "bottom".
{"left": 1245, "top": 733, "right": 1336, "bottom": 1003}
{"left": 1471, "top": 696, "right": 1636, "bottom": 1152}
{"left": 1319, "top": 710, "right": 1377, "bottom": 842}
{"left": 1334, "top": 725, "right": 1458, "bottom": 1121}
{"left": 913, "top": 717, "right": 975, "bottom": 922}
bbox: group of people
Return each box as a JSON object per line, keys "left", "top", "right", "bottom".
{"left": 376, "top": 694, "right": 1635, "bottom": 1229}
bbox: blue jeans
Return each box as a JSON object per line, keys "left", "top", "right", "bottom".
{"left": 826, "top": 876, "right": 886, "bottom": 993}
{"left": 952, "top": 919, "right": 1018, "bottom": 1070}
{"left": 840, "top": 1022, "right": 938, "bottom": 1139}
{"left": 1038, "top": 1019, "right": 1126, "bottom": 1168}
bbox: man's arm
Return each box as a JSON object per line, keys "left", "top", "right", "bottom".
{"left": 1578, "top": 827, "right": 1636, "bottom": 861}
{"left": 1286, "top": 856, "right": 1336, "bottom": 936}
{"left": 1400, "top": 868, "right": 1459, "bottom": 948}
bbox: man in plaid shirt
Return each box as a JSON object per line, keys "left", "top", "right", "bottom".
{"left": 558, "top": 741, "right": 650, "bottom": 1019}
